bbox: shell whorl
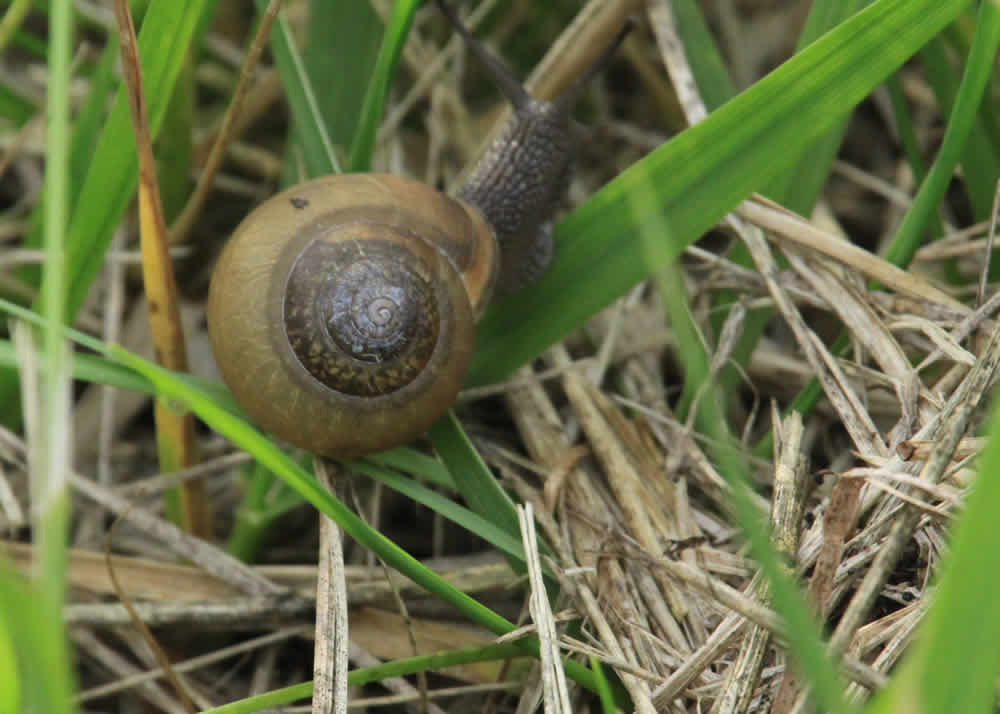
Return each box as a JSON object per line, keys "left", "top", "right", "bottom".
{"left": 280, "top": 227, "right": 443, "bottom": 398}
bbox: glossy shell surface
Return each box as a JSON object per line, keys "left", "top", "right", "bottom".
{"left": 207, "top": 174, "right": 498, "bottom": 457}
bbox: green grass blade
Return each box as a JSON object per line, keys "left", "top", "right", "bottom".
{"left": 52, "top": 0, "right": 215, "bottom": 320}
{"left": 919, "top": 35, "right": 999, "bottom": 223}
{"left": 255, "top": 0, "right": 339, "bottom": 178}
{"left": 18, "top": 37, "right": 119, "bottom": 290}
{"left": 30, "top": 0, "right": 76, "bottom": 708}
{"left": 157, "top": 57, "right": 195, "bottom": 221}
{"left": 763, "top": 0, "right": 870, "bottom": 213}
{"left": 353, "top": 458, "right": 534, "bottom": 566}
{"left": 0, "top": 81, "right": 36, "bottom": 125}
{"left": 0, "top": 0, "right": 33, "bottom": 53}
{"left": 863, "top": 389, "right": 1000, "bottom": 713}
{"left": 467, "top": 0, "right": 973, "bottom": 388}
{"left": 347, "top": 0, "right": 420, "bottom": 172}
{"left": 302, "top": 0, "right": 382, "bottom": 150}
{"left": 886, "top": 73, "right": 928, "bottom": 183}
{"left": 428, "top": 411, "right": 522, "bottom": 543}
{"left": 0, "top": 334, "right": 239, "bottom": 413}
{"left": 367, "top": 447, "right": 455, "bottom": 488}
{"left": 0, "top": 588, "right": 18, "bottom": 712}
{"left": 884, "top": 1, "right": 1000, "bottom": 269}
{"left": 200, "top": 641, "right": 527, "bottom": 713}
{"left": 0, "top": 562, "right": 75, "bottom": 713}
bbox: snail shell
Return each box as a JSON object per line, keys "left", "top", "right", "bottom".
{"left": 207, "top": 173, "right": 498, "bottom": 457}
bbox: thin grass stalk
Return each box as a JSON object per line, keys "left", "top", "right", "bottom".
{"left": 254, "top": 0, "right": 340, "bottom": 177}
{"left": 169, "top": 0, "right": 285, "bottom": 244}
{"left": 36, "top": 0, "right": 75, "bottom": 709}
{"left": 885, "top": 1, "right": 1000, "bottom": 268}
{"left": 113, "top": 0, "right": 208, "bottom": 536}
{"left": 348, "top": 0, "right": 421, "bottom": 172}
{"left": 0, "top": 0, "right": 33, "bottom": 53}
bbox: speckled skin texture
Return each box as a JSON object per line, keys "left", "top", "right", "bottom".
{"left": 457, "top": 98, "right": 572, "bottom": 293}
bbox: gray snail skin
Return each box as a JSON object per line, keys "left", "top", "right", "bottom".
{"left": 206, "top": 1, "right": 631, "bottom": 457}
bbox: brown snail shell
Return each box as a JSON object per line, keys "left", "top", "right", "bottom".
{"left": 206, "top": 4, "right": 632, "bottom": 458}
{"left": 207, "top": 173, "right": 498, "bottom": 457}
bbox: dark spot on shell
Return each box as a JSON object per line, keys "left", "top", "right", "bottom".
{"left": 148, "top": 300, "right": 160, "bottom": 314}
{"left": 290, "top": 197, "right": 309, "bottom": 210}
{"left": 154, "top": 347, "right": 164, "bottom": 364}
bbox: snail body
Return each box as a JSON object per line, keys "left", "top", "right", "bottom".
{"left": 207, "top": 3, "right": 631, "bottom": 457}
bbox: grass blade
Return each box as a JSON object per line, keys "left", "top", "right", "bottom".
{"left": 348, "top": 0, "right": 420, "bottom": 171}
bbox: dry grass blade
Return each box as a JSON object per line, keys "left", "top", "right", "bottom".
{"left": 63, "top": 597, "right": 311, "bottom": 627}
{"left": 103, "top": 513, "right": 197, "bottom": 714}
{"left": 647, "top": 0, "right": 708, "bottom": 124}
{"left": 75, "top": 627, "right": 310, "bottom": 704}
{"left": 892, "top": 315, "right": 977, "bottom": 368}
{"left": 783, "top": 250, "right": 919, "bottom": 433}
{"left": 313, "top": 458, "right": 349, "bottom": 714}
{"left": 713, "top": 412, "right": 807, "bottom": 714}
{"left": 559, "top": 356, "right": 690, "bottom": 651}
{"left": 2, "top": 540, "right": 514, "bottom": 608}
{"left": 518, "top": 502, "right": 571, "bottom": 714}
{"left": 499, "top": 352, "right": 658, "bottom": 714}
{"left": 828, "top": 318, "right": 1000, "bottom": 654}
{"left": 68, "top": 472, "right": 286, "bottom": 597}
{"left": 168, "top": 0, "right": 284, "bottom": 244}
{"left": 773, "top": 438, "right": 862, "bottom": 710}
{"left": 739, "top": 195, "right": 969, "bottom": 313}
{"left": 111, "top": 0, "right": 207, "bottom": 537}
{"left": 0, "top": 454, "right": 25, "bottom": 529}
{"left": 976, "top": 180, "right": 1000, "bottom": 306}
{"left": 71, "top": 628, "right": 187, "bottom": 714}
{"left": 914, "top": 289, "right": 1000, "bottom": 371}
{"left": 898, "top": 437, "right": 985, "bottom": 463}
{"left": 740, "top": 214, "right": 889, "bottom": 457}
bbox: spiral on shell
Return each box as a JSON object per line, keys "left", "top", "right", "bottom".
{"left": 281, "top": 232, "right": 442, "bottom": 397}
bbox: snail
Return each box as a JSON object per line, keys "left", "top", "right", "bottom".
{"left": 207, "top": 1, "right": 631, "bottom": 457}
